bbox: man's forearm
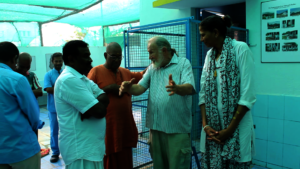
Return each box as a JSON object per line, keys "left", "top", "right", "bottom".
{"left": 102, "top": 85, "right": 119, "bottom": 95}
{"left": 45, "top": 87, "right": 54, "bottom": 94}
{"left": 177, "top": 84, "right": 194, "bottom": 96}
{"left": 97, "top": 93, "right": 110, "bottom": 107}
{"left": 33, "top": 89, "right": 43, "bottom": 98}
{"left": 129, "top": 84, "right": 146, "bottom": 96}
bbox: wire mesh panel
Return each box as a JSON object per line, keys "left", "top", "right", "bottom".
{"left": 124, "top": 17, "right": 249, "bottom": 169}
{"left": 125, "top": 24, "right": 187, "bottom": 69}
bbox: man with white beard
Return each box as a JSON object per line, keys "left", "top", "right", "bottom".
{"left": 119, "top": 36, "right": 195, "bottom": 169}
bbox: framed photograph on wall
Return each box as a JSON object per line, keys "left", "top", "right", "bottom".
{"left": 261, "top": 0, "right": 300, "bottom": 62}
{"left": 29, "top": 55, "right": 36, "bottom": 71}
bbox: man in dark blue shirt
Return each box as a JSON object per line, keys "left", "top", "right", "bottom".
{"left": 0, "top": 42, "right": 40, "bottom": 169}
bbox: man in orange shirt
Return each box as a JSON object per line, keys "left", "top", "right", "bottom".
{"left": 88, "top": 42, "right": 146, "bottom": 169}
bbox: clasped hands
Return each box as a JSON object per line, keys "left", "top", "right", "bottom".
{"left": 119, "top": 74, "right": 180, "bottom": 96}
{"left": 204, "top": 126, "right": 234, "bottom": 145}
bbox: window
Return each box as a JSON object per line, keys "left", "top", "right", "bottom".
{"left": 103, "top": 21, "right": 140, "bottom": 47}
{"left": 19, "top": 31, "right": 31, "bottom": 37}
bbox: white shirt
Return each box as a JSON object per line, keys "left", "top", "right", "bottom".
{"left": 54, "top": 66, "right": 106, "bottom": 165}
{"left": 199, "top": 40, "right": 256, "bottom": 162}
{"left": 138, "top": 56, "right": 195, "bottom": 133}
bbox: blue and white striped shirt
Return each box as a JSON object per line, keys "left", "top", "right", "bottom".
{"left": 139, "top": 56, "right": 195, "bottom": 134}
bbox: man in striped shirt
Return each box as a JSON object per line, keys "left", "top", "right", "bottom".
{"left": 119, "top": 36, "right": 195, "bottom": 169}
{"left": 16, "top": 52, "right": 47, "bottom": 155}
{"left": 16, "top": 53, "right": 43, "bottom": 98}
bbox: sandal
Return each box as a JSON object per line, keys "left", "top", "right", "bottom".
{"left": 41, "top": 148, "right": 50, "bottom": 157}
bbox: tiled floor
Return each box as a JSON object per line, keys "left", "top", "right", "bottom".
{"left": 39, "top": 106, "right": 65, "bottom": 169}
{"left": 39, "top": 106, "right": 268, "bottom": 169}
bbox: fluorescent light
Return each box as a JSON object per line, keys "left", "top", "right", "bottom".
{"left": 205, "top": 10, "right": 224, "bottom": 17}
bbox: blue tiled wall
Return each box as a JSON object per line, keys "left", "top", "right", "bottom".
{"left": 252, "top": 95, "right": 300, "bottom": 169}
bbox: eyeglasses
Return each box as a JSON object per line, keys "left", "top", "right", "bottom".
{"left": 108, "top": 54, "right": 123, "bottom": 61}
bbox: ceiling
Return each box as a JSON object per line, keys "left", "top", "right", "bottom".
{"left": 0, "top": 0, "right": 140, "bottom": 27}
{"left": 154, "top": 0, "right": 245, "bottom": 9}
{"left": 0, "top": 0, "right": 101, "bottom": 23}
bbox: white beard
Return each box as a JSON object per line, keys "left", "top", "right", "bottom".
{"left": 152, "top": 53, "right": 164, "bottom": 69}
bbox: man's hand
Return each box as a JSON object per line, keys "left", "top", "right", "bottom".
{"left": 33, "top": 88, "right": 43, "bottom": 98}
{"left": 80, "top": 93, "right": 109, "bottom": 121}
{"left": 119, "top": 78, "right": 135, "bottom": 96}
{"left": 44, "top": 86, "right": 54, "bottom": 94}
{"left": 102, "top": 84, "right": 120, "bottom": 96}
{"left": 166, "top": 74, "right": 179, "bottom": 96}
{"left": 80, "top": 112, "right": 91, "bottom": 121}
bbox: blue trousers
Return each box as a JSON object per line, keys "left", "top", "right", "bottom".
{"left": 48, "top": 112, "right": 60, "bottom": 155}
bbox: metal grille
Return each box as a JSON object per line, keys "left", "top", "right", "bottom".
{"left": 124, "top": 17, "right": 249, "bottom": 169}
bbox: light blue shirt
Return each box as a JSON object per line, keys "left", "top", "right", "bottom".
{"left": 138, "top": 56, "right": 195, "bottom": 134}
{"left": 54, "top": 66, "right": 106, "bottom": 165}
{"left": 44, "top": 68, "right": 62, "bottom": 113}
{"left": 0, "top": 63, "right": 40, "bottom": 164}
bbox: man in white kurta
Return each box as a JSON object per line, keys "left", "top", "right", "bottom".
{"left": 54, "top": 65, "right": 106, "bottom": 169}
{"left": 199, "top": 39, "right": 256, "bottom": 163}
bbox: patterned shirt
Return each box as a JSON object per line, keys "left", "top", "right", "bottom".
{"left": 25, "top": 71, "right": 42, "bottom": 90}
{"left": 24, "top": 71, "right": 44, "bottom": 129}
{"left": 138, "top": 55, "right": 195, "bottom": 134}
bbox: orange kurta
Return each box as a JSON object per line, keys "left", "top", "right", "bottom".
{"left": 87, "top": 65, "right": 143, "bottom": 155}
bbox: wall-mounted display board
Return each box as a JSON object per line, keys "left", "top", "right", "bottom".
{"left": 18, "top": 46, "right": 107, "bottom": 81}
{"left": 262, "top": 0, "right": 300, "bottom": 62}
{"left": 29, "top": 56, "right": 36, "bottom": 71}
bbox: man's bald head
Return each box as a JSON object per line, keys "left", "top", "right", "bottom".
{"left": 17, "top": 52, "right": 32, "bottom": 75}
{"left": 106, "top": 42, "right": 122, "bottom": 53}
{"left": 19, "top": 52, "right": 32, "bottom": 62}
{"left": 148, "top": 36, "right": 172, "bottom": 52}
{"left": 104, "top": 42, "right": 122, "bottom": 72}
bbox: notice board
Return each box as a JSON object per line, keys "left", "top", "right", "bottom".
{"left": 262, "top": 0, "right": 300, "bottom": 62}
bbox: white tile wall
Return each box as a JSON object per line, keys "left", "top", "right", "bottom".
{"left": 252, "top": 95, "right": 300, "bottom": 168}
